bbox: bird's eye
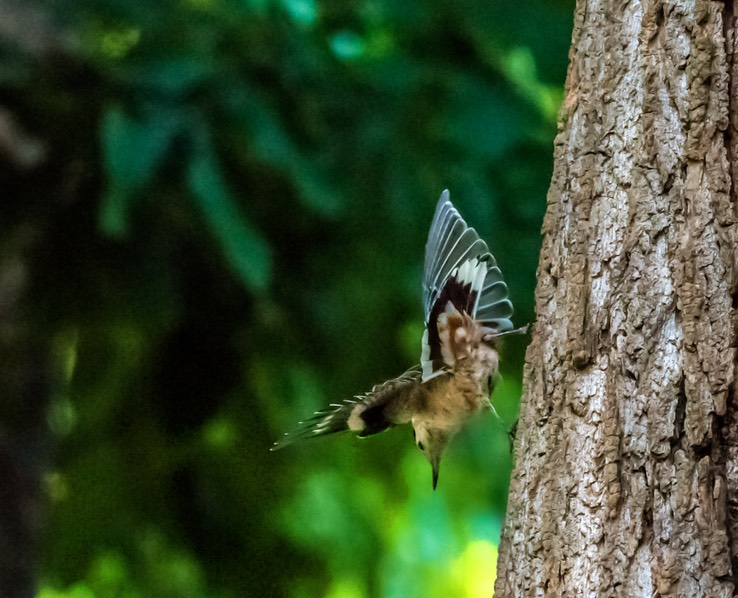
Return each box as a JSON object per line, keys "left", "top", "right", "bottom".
{"left": 417, "top": 441, "right": 425, "bottom": 451}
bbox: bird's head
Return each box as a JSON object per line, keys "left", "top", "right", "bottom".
{"left": 412, "top": 421, "right": 454, "bottom": 490}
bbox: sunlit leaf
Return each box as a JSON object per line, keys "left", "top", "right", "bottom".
{"left": 99, "top": 27, "right": 141, "bottom": 59}
{"left": 501, "top": 46, "right": 563, "bottom": 124}
{"left": 282, "top": 0, "right": 318, "bottom": 26}
{"left": 451, "top": 541, "right": 497, "bottom": 597}
{"left": 330, "top": 31, "right": 365, "bottom": 60}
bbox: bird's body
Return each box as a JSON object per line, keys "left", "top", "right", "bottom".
{"left": 272, "top": 190, "right": 524, "bottom": 488}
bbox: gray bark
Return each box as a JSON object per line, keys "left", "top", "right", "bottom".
{"left": 496, "top": 0, "right": 738, "bottom": 596}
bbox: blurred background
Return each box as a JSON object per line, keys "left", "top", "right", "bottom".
{"left": 1, "top": 0, "right": 573, "bottom": 596}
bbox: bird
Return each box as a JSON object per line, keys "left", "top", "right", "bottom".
{"left": 271, "top": 190, "right": 526, "bottom": 489}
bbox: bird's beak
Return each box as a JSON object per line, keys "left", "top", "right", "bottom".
{"left": 432, "top": 458, "right": 440, "bottom": 490}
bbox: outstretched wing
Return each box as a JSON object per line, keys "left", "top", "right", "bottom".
{"left": 421, "top": 190, "right": 514, "bottom": 380}
{"left": 270, "top": 366, "right": 422, "bottom": 451}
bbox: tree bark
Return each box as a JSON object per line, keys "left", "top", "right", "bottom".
{"left": 496, "top": 0, "right": 738, "bottom": 596}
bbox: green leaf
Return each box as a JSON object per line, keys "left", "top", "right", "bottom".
{"left": 224, "top": 89, "right": 343, "bottom": 216}
{"left": 281, "top": 0, "right": 318, "bottom": 27}
{"left": 187, "top": 133, "right": 272, "bottom": 291}
{"left": 229, "top": 91, "right": 296, "bottom": 169}
{"left": 501, "top": 46, "right": 563, "bottom": 124}
{"left": 291, "top": 157, "right": 343, "bottom": 216}
{"left": 100, "top": 104, "right": 179, "bottom": 236}
{"left": 116, "top": 56, "right": 214, "bottom": 97}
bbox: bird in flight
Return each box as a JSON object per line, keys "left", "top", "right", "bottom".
{"left": 271, "top": 190, "right": 525, "bottom": 489}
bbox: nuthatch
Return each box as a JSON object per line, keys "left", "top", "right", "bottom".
{"left": 271, "top": 190, "right": 525, "bottom": 489}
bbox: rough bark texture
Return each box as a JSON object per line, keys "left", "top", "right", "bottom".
{"left": 496, "top": 0, "right": 738, "bottom": 596}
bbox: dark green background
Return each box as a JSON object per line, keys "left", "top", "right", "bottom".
{"left": 2, "top": 0, "right": 573, "bottom": 595}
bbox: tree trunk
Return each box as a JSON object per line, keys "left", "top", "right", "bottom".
{"left": 496, "top": 0, "right": 738, "bottom": 596}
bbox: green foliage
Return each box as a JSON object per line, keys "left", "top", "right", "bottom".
{"left": 1, "top": 0, "right": 573, "bottom": 595}
{"left": 100, "top": 104, "right": 178, "bottom": 236}
{"left": 187, "top": 130, "right": 273, "bottom": 290}
{"left": 38, "top": 534, "right": 219, "bottom": 598}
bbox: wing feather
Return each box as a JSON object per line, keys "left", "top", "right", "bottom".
{"left": 270, "top": 366, "right": 422, "bottom": 450}
{"left": 421, "top": 190, "right": 514, "bottom": 380}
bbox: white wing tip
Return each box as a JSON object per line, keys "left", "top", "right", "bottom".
{"left": 452, "top": 257, "right": 487, "bottom": 289}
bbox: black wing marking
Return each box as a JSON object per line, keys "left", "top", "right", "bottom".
{"left": 270, "top": 366, "right": 422, "bottom": 450}
{"left": 421, "top": 190, "right": 514, "bottom": 380}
